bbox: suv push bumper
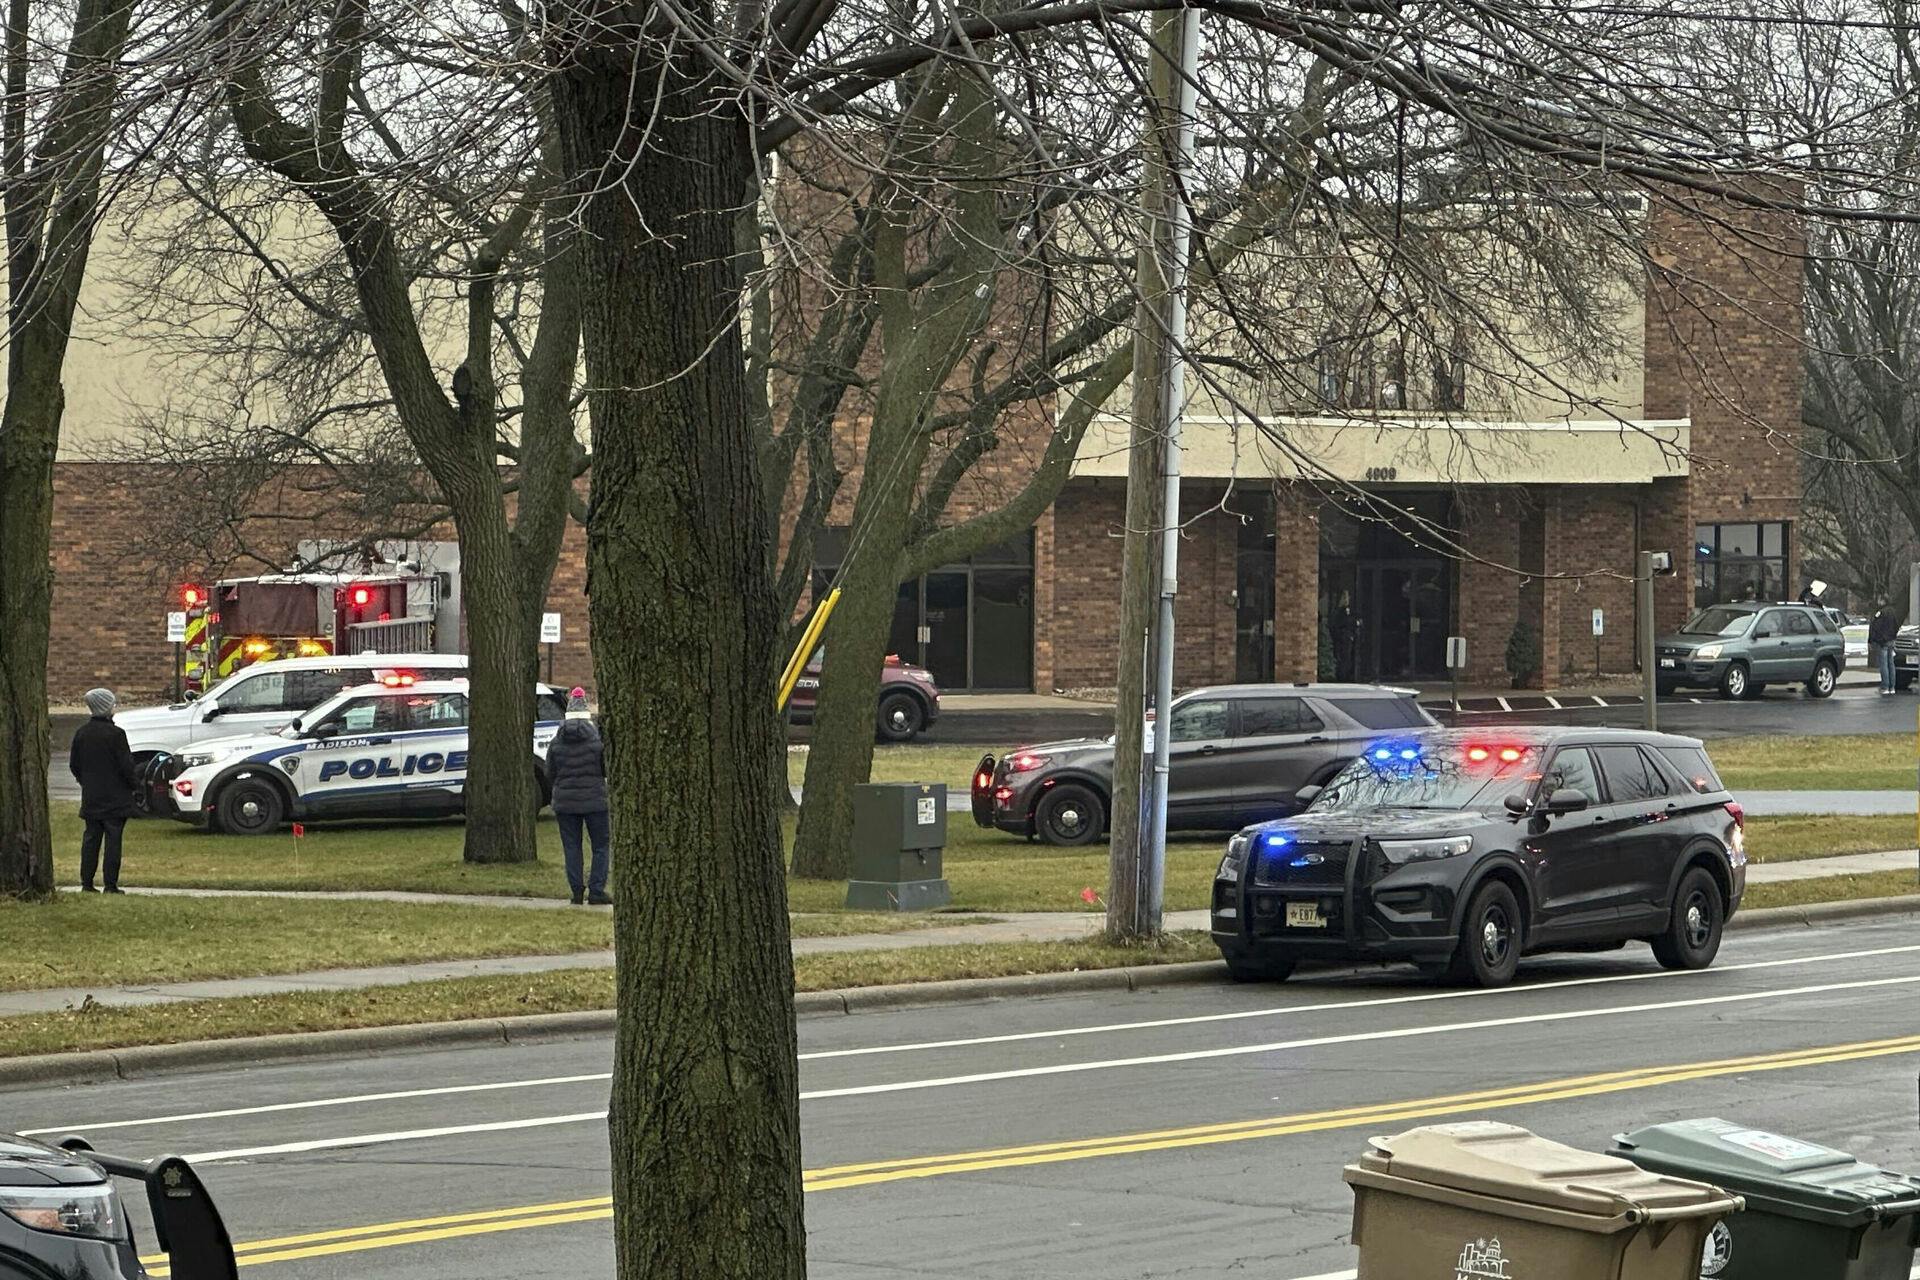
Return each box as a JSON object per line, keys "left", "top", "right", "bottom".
{"left": 1210, "top": 838, "right": 1463, "bottom": 966}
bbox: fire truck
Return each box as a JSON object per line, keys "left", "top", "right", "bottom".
{"left": 180, "top": 568, "right": 442, "bottom": 695}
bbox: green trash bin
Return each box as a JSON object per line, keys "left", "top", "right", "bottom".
{"left": 1611, "top": 1118, "right": 1920, "bottom": 1280}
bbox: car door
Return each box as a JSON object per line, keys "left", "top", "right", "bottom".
{"left": 192, "top": 667, "right": 299, "bottom": 743}
{"left": 298, "top": 692, "right": 404, "bottom": 816}
{"left": 1162, "top": 696, "right": 1237, "bottom": 827}
{"left": 1782, "top": 609, "right": 1819, "bottom": 680}
{"left": 1227, "top": 696, "right": 1331, "bottom": 823}
{"left": 1591, "top": 744, "right": 1680, "bottom": 923}
{"left": 1748, "top": 609, "right": 1794, "bottom": 681}
{"left": 391, "top": 689, "right": 471, "bottom": 814}
{"left": 1526, "top": 746, "right": 1628, "bottom": 935}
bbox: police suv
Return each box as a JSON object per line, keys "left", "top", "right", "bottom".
{"left": 151, "top": 678, "right": 566, "bottom": 834}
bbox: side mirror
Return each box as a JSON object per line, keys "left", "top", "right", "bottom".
{"left": 1294, "top": 784, "right": 1323, "bottom": 807}
{"left": 1546, "top": 788, "right": 1589, "bottom": 815}
{"left": 1753, "top": 629, "right": 1773, "bottom": 640}
{"left": 198, "top": 700, "right": 221, "bottom": 719}
{"left": 1503, "top": 792, "right": 1532, "bottom": 817}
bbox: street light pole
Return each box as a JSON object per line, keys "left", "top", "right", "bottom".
{"left": 1637, "top": 550, "right": 1670, "bottom": 733}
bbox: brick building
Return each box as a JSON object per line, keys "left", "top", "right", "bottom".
{"left": 42, "top": 190, "right": 1802, "bottom": 702}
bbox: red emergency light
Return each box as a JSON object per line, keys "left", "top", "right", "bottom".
{"left": 1465, "top": 745, "right": 1526, "bottom": 764}
{"left": 181, "top": 584, "right": 202, "bottom": 609}
{"left": 350, "top": 586, "right": 372, "bottom": 607}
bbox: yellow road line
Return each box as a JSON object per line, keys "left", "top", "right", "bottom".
{"left": 142, "top": 1030, "right": 1920, "bottom": 1274}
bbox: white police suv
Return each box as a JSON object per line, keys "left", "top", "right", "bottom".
{"left": 151, "top": 678, "right": 566, "bottom": 834}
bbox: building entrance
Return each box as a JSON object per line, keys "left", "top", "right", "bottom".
{"left": 1319, "top": 494, "right": 1455, "bottom": 681}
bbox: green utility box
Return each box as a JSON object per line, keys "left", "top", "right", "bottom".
{"left": 1611, "top": 1118, "right": 1920, "bottom": 1280}
{"left": 845, "top": 783, "right": 950, "bottom": 911}
{"left": 1344, "top": 1121, "right": 1741, "bottom": 1280}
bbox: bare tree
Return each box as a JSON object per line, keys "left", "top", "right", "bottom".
{"left": 203, "top": 0, "right": 583, "bottom": 864}
{"left": 1, "top": 0, "right": 146, "bottom": 898}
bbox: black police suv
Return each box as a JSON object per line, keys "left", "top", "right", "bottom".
{"left": 972, "top": 683, "right": 1436, "bottom": 846}
{"left": 1210, "top": 727, "right": 1746, "bottom": 987}
{"left": 0, "top": 1134, "right": 236, "bottom": 1280}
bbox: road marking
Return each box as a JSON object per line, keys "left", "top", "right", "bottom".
{"left": 801, "top": 972, "right": 1920, "bottom": 1101}
{"left": 35, "top": 943, "right": 1920, "bottom": 1140}
{"left": 19, "top": 1073, "right": 612, "bottom": 1138}
{"left": 138, "top": 1031, "right": 1920, "bottom": 1275}
{"left": 800, "top": 942, "right": 1920, "bottom": 1063}
{"left": 172, "top": 970, "right": 1920, "bottom": 1161}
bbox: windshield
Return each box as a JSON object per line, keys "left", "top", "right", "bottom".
{"left": 1310, "top": 742, "right": 1543, "bottom": 813}
{"left": 1680, "top": 607, "right": 1754, "bottom": 637}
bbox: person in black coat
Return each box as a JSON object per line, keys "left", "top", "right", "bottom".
{"left": 546, "top": 687, "right": 611, "bottom": 905}
{"left": 69, "top": 687, "right": 138, "bottom": 893}
{"left": 1868, "top": 607, "right": 1901, "bottom": 694}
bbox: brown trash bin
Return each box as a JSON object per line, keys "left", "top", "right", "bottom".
{"left": 1344, "top": 1122, "right": 1744, "bottom": 1280}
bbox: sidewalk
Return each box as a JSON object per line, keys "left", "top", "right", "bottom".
{"left": 8, "top": 850, "right": 1915, "bottom": 1018}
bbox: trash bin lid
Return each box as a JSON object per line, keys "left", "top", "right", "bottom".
{"left": 1356, "top": 1122, "right": 1735, "bottom": 1222}
{"left": 1612, "top": 1118, "right": 1920, "bottom": 1228}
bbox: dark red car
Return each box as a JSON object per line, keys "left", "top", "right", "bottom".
{"left": 787, "top": 650, "right": 942, "bottom": 742}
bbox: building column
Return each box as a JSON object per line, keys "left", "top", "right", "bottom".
{"left": 1273, "top": 483, "right": 1320, "bottom": 682}
{"left": 1455, "top": 489, "right": 1524, "bottom": 688}
{"left": 1031, "top": 505, "right": 1056, "bottom": 691}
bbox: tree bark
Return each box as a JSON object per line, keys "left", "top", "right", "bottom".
{"left": 551, "top": 17, "right": 805, "bottom": 1279}
{"left": 0, "top": 360, "right": 59, "bottom": 901}
{"left": 454, "top": 504, "right": 541, "bottom": 862}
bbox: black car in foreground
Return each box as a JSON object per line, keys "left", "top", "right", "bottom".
{"left": 1210, "top": 727, "right": 1746, "bottom": 987}
{"left": 972, "top": 683, "right": 1436, "bottom": 846}
{"left": 0, "top": 1133, "right": 236, "bottom": 1279}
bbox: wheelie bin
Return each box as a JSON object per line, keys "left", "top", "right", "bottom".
{"left": 1343, "top": 1121, "right": 1742, "bottom": 1279}
{"left": 1611, "top": 1117, "right": 1920, "bottom": 1279}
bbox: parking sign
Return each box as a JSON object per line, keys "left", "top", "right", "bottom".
{"left": 540, "top": 612, "right": 562, "bottom": 644}
{"left": 165, "top": 611, "right": 188, "bottom": 643}
{"left": 1591, "top": 608, "right": 1605, "bottom": 636}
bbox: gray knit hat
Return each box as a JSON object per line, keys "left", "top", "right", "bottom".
{"left": 84, "top": 688, "right": 116, "bottom": 718}
{"left": 566, "top": 686, "right": 591, "bottom": 718}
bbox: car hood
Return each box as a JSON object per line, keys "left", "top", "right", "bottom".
{"left": 174, "top": 729, "right": 297, "bottom": 760}
{"left": 1250, "top": 807, "right": 1483, "bottom": 842}
{"left": 112, "top": 703, "right": 193, "bottom": 730}
{"left": 1653, "top": 632, "right": 1728, "bottom": 650}
{"left": 0, "top": 1135, "right": 106, "bottom": 1188}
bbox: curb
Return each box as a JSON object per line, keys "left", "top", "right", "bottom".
{"left": 3, "top": 894, "right": 1914, "bottom": 1093}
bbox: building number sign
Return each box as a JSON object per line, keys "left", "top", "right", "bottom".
{"left": 1364, "top": 466, "right": 1398, "bottom": 482}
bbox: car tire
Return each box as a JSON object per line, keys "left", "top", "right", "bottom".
{"left": 1448, "top": 880, "right": 1523, "bottom": 988}
{"left": 1223, "top": 951, "right": 1296, "bottom": 983}
{"left": 1034, "top": 784, "right": 1105, "bottom": 846}
{"left": 1718, "top": 661, "right": 1751, "bottom": 700}
{"left": 1898, "top": 673, "right": 1916, "bottom": 692}
{"left": 875, "top": 692, "right": 925, "bottom": 743}
{"left": 1744, "top": 681, "right": 1767, "bottom": 699}
{"left": 129, "top": 751, "right": 158, "bottom": 816}
{"left": 1651, "top": 867, "right": 1724, "bottom": 971}
{"left": 216, "top": 777, "right": 285, "bottom": 836}
{"left": 1806, "top": 659, "right": 1838, "bottom": 699}
{"left": 1654, "top": 679, "right": 1678, "bottom": 697}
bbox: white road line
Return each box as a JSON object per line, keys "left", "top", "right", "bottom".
{"left": 1496, "top": 696, "right": 1513, "bottom": 712}
{"left": 185, "top": 1112, "right": 609, "bottom": 1163}
{"left": 800, "top": 973, "right": 1920, "bottom": 1101}
{"left": 180, "top": 972, "right": 1920, "bottom": 1159}
{"left": 1545, "top": 696, "right": 1562, "bottom": 710}
{"left": 799, "top": 943, "right": 1920, "bottom": 1062}
{"left": 20, "top": 1074, "right": 612, "bottom": 1138}
{"left": 29, "top": 944, "right": 1920, "bottom": 1138}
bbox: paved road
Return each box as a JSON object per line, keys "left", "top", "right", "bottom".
{"left": 10, "top": 916, "right": 1920, "bottom": 1279}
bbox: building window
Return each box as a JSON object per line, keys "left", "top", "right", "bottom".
{"left": 1316, "top": 329, "right": 1343, "bottom": 408}
{"left": 1380, "top": 340, "right": 1406, "bottom": 410}
{"left": 1694, "top": 521, "right": 1788, "bottom": 608}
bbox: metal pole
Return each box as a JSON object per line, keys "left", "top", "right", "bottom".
{"left": 1638, "top": 551, "right": 1657, "bottom": 733}
{"left": 173, "top": 642, "right": 182, "bottom": 704}
{"left": 546, "top": 642, "right": 555, "bottom": 685}
{"left": 1140, "top": 2, "right": 1201, "bottom": 937}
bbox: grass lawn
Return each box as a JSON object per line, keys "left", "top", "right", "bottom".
{"left": 1743, "top": 869, "right": 1920, "bottom": 911}
{"left": 1747, "top": 814, "right": 1915, "bottom": 862}
{"left": 0, "top": 934, "right": 1214, "bottom": 1059}
{"left": 788, "top": 743, "right": 989, "bottom": 792}
{"left": 0, "top": 894, "right": 612, "bottom": 992}
{"left": 1711, "top": 733, "right": 1917, "bottom": 791}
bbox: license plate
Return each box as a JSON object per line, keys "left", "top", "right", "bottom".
{"left": 1658, "top": 658, "right": 1676, "bottom": 669}
{"left": 1286, "top": 901, "right": 1326, "bottom": 929}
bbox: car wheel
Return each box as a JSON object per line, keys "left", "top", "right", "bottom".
{"left": 1651, "top": 867, "right": 1723, "bottom": 971}
{"left": 216, "top": 777, "right": 285, "bottom": 836}
{"left": 1898, "top": 673, "right": 1916, "bottom": 692}
{"left": 1034, "top": 784, "right": 1105, "bottom": 846}
{"left": 1448, "top": 880, "right": 1523, "bottom": 987}
{"left": 130, "top": 751, "right": 158, "bottom": 816}
{"left": 1743, "top": 681, "right": 1768, "bottom": 699}
{"left": 1718, "top": 661, "right": 1750, "bottom": 700}
{"left": 1223, "top": 951, "right": 1296, "bottom": 983}
{"left": 875, "top": 692, "right": 925, "bottom": 743}
{"left": 1806, "top": 659, "right": 1838, "bottom": 699}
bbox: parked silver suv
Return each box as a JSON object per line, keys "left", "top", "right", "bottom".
{"left": 1654, "top": 602, "right": 1845, "bottom": 700}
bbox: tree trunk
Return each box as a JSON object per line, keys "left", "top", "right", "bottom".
{"left": 789, "top": 452, "right": 920, "bottom": 879}
{"left": 0, "top": 365, "right": 60, "bottom": 901}
{"left": 551, "top": 31, "right": 805, "bottom": 1280}
{"left": 457, "top": 506, "right": 541, "bottom": 864}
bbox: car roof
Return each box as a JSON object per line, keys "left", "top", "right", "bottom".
{"left": 223, "top": 653, "right": 462, "bottom": 674}
{"left": 1183, "top": 682, "right": 1419, "bottom": 699}
{"left": 1409, "top": 726, "right": 1707, "bottom": 750}
{"left": 332, "top": 678, "right": 562, "bottom": 698}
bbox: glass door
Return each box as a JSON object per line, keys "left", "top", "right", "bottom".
{"left": 922, "top": 570, "right": 970, "bottom": 688}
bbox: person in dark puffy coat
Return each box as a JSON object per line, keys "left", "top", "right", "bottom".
{"left": 69, "top": 687, "right": 138, "bottom": 893}
{"left": 546, "top": 687, "right": 611, "bottom": 905}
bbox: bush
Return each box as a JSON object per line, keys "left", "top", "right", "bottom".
{"left": 1505, "top": 615, "right": 1541, "bottom": 688}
